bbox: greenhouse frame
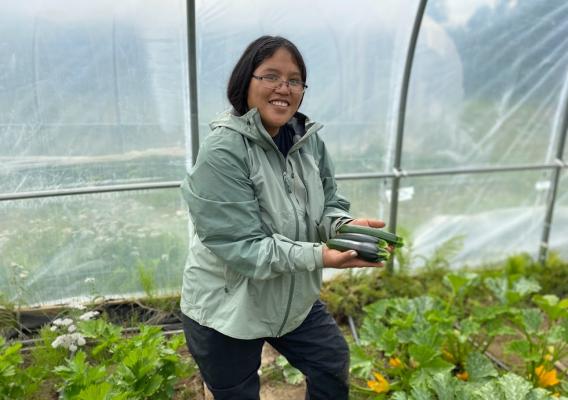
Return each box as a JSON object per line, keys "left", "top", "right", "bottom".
{"left": 2, "top": 1, "right": 568, "bottom": 399}
{"left": 1, "top": 0, "right": 567, "bottom": 305}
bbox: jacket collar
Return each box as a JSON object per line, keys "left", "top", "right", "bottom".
{"left": 209, "top": 108, "right": 323, "bottom": 151}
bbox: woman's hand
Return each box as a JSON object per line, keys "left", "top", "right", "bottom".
{"left": 322, "top": 245, "right": 385, "bottom": 269}
{"left": 347, "top": 218, "right": 386, "bottom": 228}
{"left": 321, "top": 217, "right": 394, "bottom": 269}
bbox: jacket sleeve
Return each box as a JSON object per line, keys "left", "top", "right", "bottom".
{"left": 181, "top": 131, "right": 323, "bottom": 280}
{"left": 315, "top": 134, "right": 353, "bottom": 242}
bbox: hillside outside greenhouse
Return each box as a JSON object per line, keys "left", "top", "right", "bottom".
{"left": 1, "top": 0, "right": 568, "bottom": 399}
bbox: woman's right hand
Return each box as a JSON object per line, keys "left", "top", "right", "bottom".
{"left": 322, "top": 245, "right": 386, "bottom": 269}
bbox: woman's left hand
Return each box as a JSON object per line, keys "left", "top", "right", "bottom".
{"left": 347, "top": 218, "right": 386, "bottom": 229}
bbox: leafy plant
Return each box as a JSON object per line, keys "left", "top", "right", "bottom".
{"left": 349, "top": 270, "right": 568, "bottom": 399}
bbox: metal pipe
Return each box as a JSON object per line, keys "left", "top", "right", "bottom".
{"left": 347, "top": 315, "right": 360, "bottom": 345}
{"left": 334, "top": 162, "right": 563, "bottom": 181}
{"left": 186, "top": 0, "right": 200, "bottom": 165}
{"left": 2, "top": 162, "right": 566, "bottom": 202}
{"left": 0, "top": 181, "right": 181, "bottom": 201}
{"left": 387, "top": 0, "right": 428, "bottom": 272}
{"left": 539, "top": 80, "right": 568, "bottom": 264}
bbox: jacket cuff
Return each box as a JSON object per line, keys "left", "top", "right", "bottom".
{"left": 295, "top": 242, "right": 324, "bottom": 271}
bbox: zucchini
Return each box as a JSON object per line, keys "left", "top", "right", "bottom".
{"left": 335, "top": 232, "right": 388, "bottom": 248}
{"left": 327, "top": 238, "right": 390, "bottom": 262}
{"left": 338, "top": 224, "right": 404, "bottom": 248}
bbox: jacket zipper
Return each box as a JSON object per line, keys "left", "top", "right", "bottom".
{"left": 276, "top": 157, "right": 299, "bottom": 337}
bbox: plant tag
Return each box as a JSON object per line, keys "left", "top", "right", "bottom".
{"left": 385, "top": 186, "right": 414, "bottom": 202}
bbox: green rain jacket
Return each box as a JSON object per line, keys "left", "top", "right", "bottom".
{"left": 180, "top": 108, "right": 352, "bottom": 339}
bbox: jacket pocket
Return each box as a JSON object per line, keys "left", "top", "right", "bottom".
{"left": 223, "top": 265, "right": 243, "bottom": 294}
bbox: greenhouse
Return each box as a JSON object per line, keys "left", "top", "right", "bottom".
{"left": 1, "top": 0, "right": 567, "bottom": 399}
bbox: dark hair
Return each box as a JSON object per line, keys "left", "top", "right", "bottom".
{"left": 227, "top": 35, "right": 307, "bottom": 116}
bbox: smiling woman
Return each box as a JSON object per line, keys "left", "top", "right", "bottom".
{"left": 180, "top": 35, "right": 388, "bottom": 400}
{"left": 247, "top": 48, "right": 305, "bottom": 135}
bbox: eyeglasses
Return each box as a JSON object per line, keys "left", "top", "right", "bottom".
{"left": 252, "top": 74, "right": 308, "bottom": 93}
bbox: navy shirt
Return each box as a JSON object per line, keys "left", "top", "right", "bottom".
{"left": 272, "top": 124, "right": 295, "bottom": 157}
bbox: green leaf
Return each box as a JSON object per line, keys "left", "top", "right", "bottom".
{"left": 505, "top": 340, "right": 533, "bottom": 360}
{"left": 275, "top": 356, "right": 304, "bottom": 385}
{"left": 482, "top": 318, "right": 517, "bottom": 337}
{"left": 360, "top": 318, "right": 387, "bottom": 345}
{"left": 428, "top": 372, "right": 456, "bottom": 400}
{"left": 521, "top": 308, "right": 544, "bottom": 335}
{"left": 379, "top": 328, "right": 400, "bottom": 355}
{"left": 410, "top": 384, "right": 435, "bottom": 400}
{"left": 533, "top": 295, "right": 568, "bottom": 321}
{"left": 526, "top": 387, "right": 555, "bottom": 400}
{"left": 349, "top": 345, "right": 374, "bottom": 378}
{"left": 459, "top": 319, "right": 481, "bottom": 340}
{"left": 409, "top": 344, "right": 438, "bottom": 366}
{"left": 484, "top": 278, "right": 508, "bottom": 304}
{"left": 420, "top": 358, "right": 455, "bottom": 374}
{"left": 512, "top": 278, "right": 541, "bottom": 297}
{"left": 465, "top": 352, "right": 498, "bottom": 382}
{"left": 472, "top": 304, "right": 510, "bottom": 321}
{"left": 144, "top": 374, "right": 164, "bottom": 395}
{"left": 77, "top": 382, "right": 112, "bottom": 400}
{"left": 496, "top": 373, "right": 532, "bottom": 400}
{"left": 445, "top": 274, "right": 470, "bottom": 295}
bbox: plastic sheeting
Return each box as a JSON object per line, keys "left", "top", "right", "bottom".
{"left": 0, "top": 0, "right": 567, "bottom": 306}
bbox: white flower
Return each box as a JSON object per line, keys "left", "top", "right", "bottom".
{"left": 50, "top": 326, "right": 58, "bottom": 332}
{"left": 68, "top": 325, "right": 76, "bottom": 333}
{"left": 84, "top": 277, "right": 96, "bottom": 284}
{"left": 51, "top": 333, "right": 86, "bottom": 352}
{"left": 79, "top": 311, "right": 100, "bottom": 321}
{"left": 160, "top": 254, "right": 169, "bottom": 262}
{"left": 19, "top": 271, "right": 29, "bottom": 279}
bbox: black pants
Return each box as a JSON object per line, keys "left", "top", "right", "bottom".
{"left": 182, "top": 300, "right": 349, "bottom": 400}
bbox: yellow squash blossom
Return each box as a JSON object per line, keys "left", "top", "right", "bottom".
{"left": 388, "top": 357, "right": 402, "bottom": 368}
{"left": 535, "top": 365, "right": 560, "bottom": 388}
{"left": 367, "top": 371, "right": 390, "bottom": 394}
{"left": 456, "top": 371, "right": 469, "bottom": 381}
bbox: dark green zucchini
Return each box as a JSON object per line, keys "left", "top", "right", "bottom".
{"left": 338, "top": 224, "right": 404, "bottom": 248}
{"left": 327, "top": 238, "right": 390, "bottom": 262}
{"left": 335, "top": 232, "right": 388, "bottom": 248}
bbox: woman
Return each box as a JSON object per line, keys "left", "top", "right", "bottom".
{"left": 181, "top": 35, "right": 387, "bottom": 400}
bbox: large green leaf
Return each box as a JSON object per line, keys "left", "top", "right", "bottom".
{"left": 520, "top": 308, "right": 544, "bottom": 335}
{"left": 496, "top": 373, "right": 532, "bottom": 400}
{"left": 349, "top": 345, "right": 374, "bottom": 378}
{"left": 465, "top": 352, "right": 498, "bottom": 382}
{"left": 428, "top": 372, "right": 456, "bottom": 400}
{"left": 512, "top": 278, "right": 541, "bottom": 298}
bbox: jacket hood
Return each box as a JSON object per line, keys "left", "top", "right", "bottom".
{"left": 209, "top": 108, "right": 323, "bottom": 151}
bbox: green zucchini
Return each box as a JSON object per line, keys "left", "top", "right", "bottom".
{"left": 335, "top": 232, "right": 388, "bottom": 248}
{"left": 338, "top": 224, "right": 404, "bottom": 248}
{"left": 327, "top": 238, "right": 390, "bottom": 262}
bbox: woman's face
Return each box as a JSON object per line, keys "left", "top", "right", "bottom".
{"left": 247, "top": 47, "right": 303, "bottom": 136}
